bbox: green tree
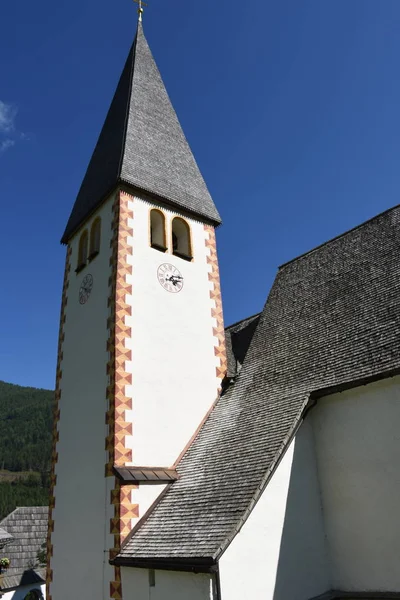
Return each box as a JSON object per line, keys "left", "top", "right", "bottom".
{"left": 0, "top": 381, "right": 53, "bottom": 519}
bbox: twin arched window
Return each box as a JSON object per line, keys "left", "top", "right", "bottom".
{"left": 150, "top": 210, "right": 192, "bottom": 261}
{"left": 89, "top": 218, "right": 101, "bottom": 259}
{"left": 76, "top": 218, "right": 101, "bottom": 272}
{"left": 150, "top": 210, "right": 167, "bottom": 251}
{"left": 172, "top": 217, "right": 192, "bottom": 260}
{"left": 77, "top": 230, "right": 89, "bottom": 272}
{"left": 76, "top": 211, "right": 192, "bottom": 271}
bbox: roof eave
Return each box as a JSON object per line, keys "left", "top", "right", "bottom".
{"left": 119, "top": 178, "right": 222, "bottom": 227}
{"left": 212, "top": 367, "right": 400, "bottom": 561}
{"left": 310, "top": 365, "right": 400, "bottom": 400}
{"left": 61, "top": 179, "right": 221, "bottom": 245}
{"left": 111, "top": 555, "right": 217, "bottom": 573}
{"left": 278, "top": 200, "right": 400, "bottom": 270}
{"left": 60, "top": 181, "right": 120, "bottom": 245}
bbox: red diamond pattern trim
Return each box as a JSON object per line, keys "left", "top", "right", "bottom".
{"left": 46, "top": 245, "right": 72, "bottom": 600}
{"left": 205, "top": 225, "right": 227, "bottom": 388}
{"left": 106, "top": 191, "right": 139, "bottom": 599}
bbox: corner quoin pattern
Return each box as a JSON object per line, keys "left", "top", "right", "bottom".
{"left": 106, "top": 191, "right": 138, "bottom": 600}
{"left": 46, "top": 246, "right": 72, "bottom": 600}
{"left": 205, "top": 224, "right": 227, "bottom": 388}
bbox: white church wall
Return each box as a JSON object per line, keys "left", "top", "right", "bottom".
{"left": 219, "top": 419, "right": 330, "bottom": 600}
{"left": 126, "top": 194, "right": 222, "bottom": 469}
{"left": 50, "top": 194, "right": 115, "bottom": 600}
{"left": 50, "top": 189, "right": 225, "bottom": 599}
{"left": 1, "top": 583, "right": 46, "bottom": 600}
{"left": 136, "top": 482, "right": 167, "bottom": 520}
{"left": 312, "top": 375, "right": 400, "bottom": 592}
{"left": 121, "top": 566, "right": 215, "bottom": 600}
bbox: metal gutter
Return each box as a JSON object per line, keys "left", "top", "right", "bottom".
{"left": 111, "top": 556, "right": 217, "bottom": 574}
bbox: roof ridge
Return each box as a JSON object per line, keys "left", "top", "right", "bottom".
{"left": 279, "top": 202, "right": 400, "bottom": 270}
{"left": 118, "top": 179, "right": 219, "bottom": 225}
{"left": 116, "top": 27, "right": 138, "bottom": 181}
{"left": 0, "top": 507, "right": 20, "bottom": 526}
{"left": 225, "top": 312, "right": 261, "bottom": 331}
{"left": 14, "top": 506, "right": 48, "bottom": 511}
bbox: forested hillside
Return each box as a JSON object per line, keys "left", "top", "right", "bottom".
{"left": 0, "top": 381, "right": 53, "bottom": 519}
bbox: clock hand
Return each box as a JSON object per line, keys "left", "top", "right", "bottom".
{"left": 169, "top": 276, "right": 183, "bottom": 286}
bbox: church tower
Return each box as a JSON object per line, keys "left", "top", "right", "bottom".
{"left": 46, "top": 17, "right": 226, "bottom": 600}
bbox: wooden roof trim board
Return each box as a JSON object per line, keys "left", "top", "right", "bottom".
{"left": 113, "top": 466, "right": 179, "bottom": 482}
{"left": 112, "top": 555, "right": 217, "bottom": 573}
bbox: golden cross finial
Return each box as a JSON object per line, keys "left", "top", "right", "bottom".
{"left": 133, "top": 0, "right": 148, "bottom": 22}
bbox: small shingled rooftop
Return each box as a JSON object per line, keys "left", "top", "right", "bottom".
{"left": 0, "top": 527, "right": 13, "bottom": 547}
{"left": 0, "top": 506, "right": 48, "bottom": 591}
{"left": 116, "top": 203, "right": 400, "bottom": 568}
{"left": 225, "top": 313, "right": 260, "bottom": 379}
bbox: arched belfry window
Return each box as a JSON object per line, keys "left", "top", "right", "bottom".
{"left": 89, "top": 217, "right": 101, "bottom": 260}
{"left": 150, "top": 209, "right": 167, "bottom": 252}
{"left": 171, "top": 217, "right": 193, "bottom": 261}
{"left": 76, "top": 230, "right": 88, "bottom": 273}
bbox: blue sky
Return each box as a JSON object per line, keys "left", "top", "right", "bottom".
{"left": 1, "top": 0, "right": 400, "bottom": 389}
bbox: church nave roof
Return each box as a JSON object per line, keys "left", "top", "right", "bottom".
{"left": 115, "top": 202, "right": 400, "bottom": 567}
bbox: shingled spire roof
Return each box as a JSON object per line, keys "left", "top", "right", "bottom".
{"left": 62, "top": 22, "right": 221, "bottom": 243}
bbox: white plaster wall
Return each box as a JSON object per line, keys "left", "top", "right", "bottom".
{"left": 312, "top": 376, "right": 400, "bottom": 592}
{"left": 126, "top": 195, "right": 221, "bottom": 469}
{"left": 135, "top": 483, "right": 167, "bottom": 520}
{"left": 219, "top": 420, "right": 330, "bottom": 600}
{"left": 1, "top": 583, "right": 45, "bottom": 600}
{"left": 50, "top": 194, "right": 115, "bottom": 600}
{"left": 121, "top": 567, "right": 215, "bottom": 600}
{"left": 51, "top": 190, "right": 224, "bottom": 599}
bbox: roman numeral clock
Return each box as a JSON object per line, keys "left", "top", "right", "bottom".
{"left": 157, "top": 263, "right": 184, "bottom": 293}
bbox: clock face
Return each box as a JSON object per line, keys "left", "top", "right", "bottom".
{"left": 79, "top": 274, "right": 93, "bottom": 304}
{"left": 157, "top": 263, "right": 184, "bottom": 293}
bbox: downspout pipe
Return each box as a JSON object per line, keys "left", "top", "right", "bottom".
{"left": 214, "top": 565, "right": 222, "bottom": 600}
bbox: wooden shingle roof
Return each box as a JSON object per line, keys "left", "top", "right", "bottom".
{"left": 116, "top": 203, "right": 400, "bottom": 566}
{"left": 225, "top": 313, "right": 260, "bottom": 379}
{"left": 0, "top": 527, "right": 13, "bottom": 547}
{"left": 0, "top": 506, "right": 48, "bottom": 591}
{"left": 62, "top": 22, "right": 220, "bottom": 243}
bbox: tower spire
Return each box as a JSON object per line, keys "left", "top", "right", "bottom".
{"left": 61, "top": 14, "right": 221, "bottom": 244}
{"left": 134, "top": 0, "right": 147, "bottom": 22}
